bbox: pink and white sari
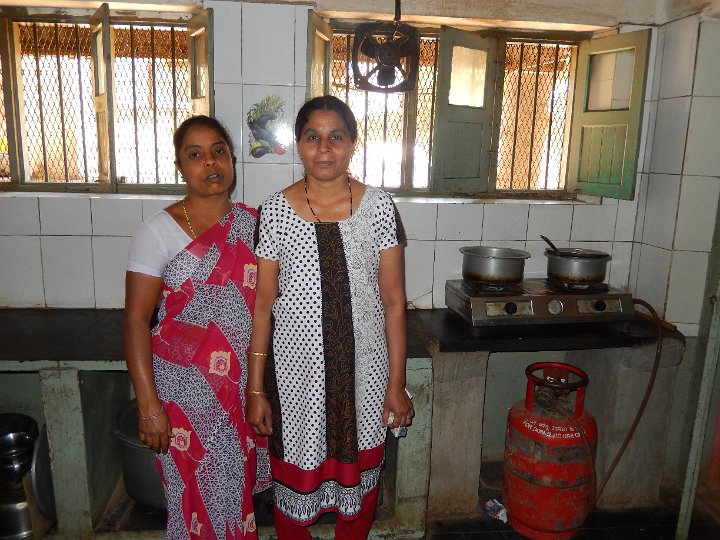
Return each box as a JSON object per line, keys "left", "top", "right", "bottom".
{"left": 151, "top": 203, "right": 270, "bottom": 539}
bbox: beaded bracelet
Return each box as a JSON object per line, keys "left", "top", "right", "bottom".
{"left": 138, "top": 404, "right": 165, "bottom": 421}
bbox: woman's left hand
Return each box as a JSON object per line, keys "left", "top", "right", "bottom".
{"left": 382, "top": 386, "right": 414, "bottom": 429}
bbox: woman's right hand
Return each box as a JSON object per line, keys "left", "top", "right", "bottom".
{"left": 138, "top": 408, "right": 172, "bottom": 454}
{"left": 248, "top": 394, "right": 273, "bottom": 436}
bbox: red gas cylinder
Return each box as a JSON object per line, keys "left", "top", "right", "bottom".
{"left": 502, "top": 362, "right": 597, "bottom": 540}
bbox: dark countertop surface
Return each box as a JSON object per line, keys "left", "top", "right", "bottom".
{"left": 409, "top": 309, "right": 684, "bottom": 353}
{"left": 0, "top": 308, "right": 682, "bottom": 363}
{"left": 0, "top": 308, "right": 431, "bottom": 362}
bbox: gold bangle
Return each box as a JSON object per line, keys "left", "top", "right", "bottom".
{"left": 248, "top": 351, "right": 268, "bottom": 357}
{"left": 248, "top": 390, "right": 267, "bottom": 397}
{"left": 138, "top": 404, "right": 165, "bottom": 421}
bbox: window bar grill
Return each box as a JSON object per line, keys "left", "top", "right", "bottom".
{"left": 31, "top": 24, "right": 49, "bottom": 183}
{"left": 171, "top": 27, "right": 179, "bottom": 183}
{"left": 527, "top": 43, "right": 542, "bottom": 189}
{"left": 544, "top": 45, "right": 561, "bottom": 189}
{"left": 150, "top": 26, "right": 159, "bottom": 184}
{"left": 53, "top": 24, "right": 69, "bottom": 181}
{"left": 75, "top": 24, "right": 90, "bottom": 182}
{"left": 427, "top": 38, "right": 439, "bottom": 186}
{"left": 381, "top": 93, "right": 389, "bottom": 186}
{"left": 509, "top": 43, "right": 524, "bottom": 190}
{"left": 130, "top": 26, "right": 140, "bottom": 185}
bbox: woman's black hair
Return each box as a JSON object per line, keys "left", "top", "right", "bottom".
{"left": 173, "top": 115, "right": 237, "bottom": 195}
{"left": 295, "top": 95, "right": 358, "bottom": 143}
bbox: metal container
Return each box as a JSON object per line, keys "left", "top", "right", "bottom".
{"left": 0, "top": 414, "right": 38, "bottom": 540}
{"left": 113, "top": 400, "right": 167, "bottom": 509}
{"left": 460, "top": 246, "right": 531, "bottom": 285}
{"left": 545, "top": 248, "right": 611, "bottom": 284}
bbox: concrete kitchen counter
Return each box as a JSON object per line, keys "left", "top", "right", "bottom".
{"left": 0, "top": 308, "right": 432, "bottom": 540}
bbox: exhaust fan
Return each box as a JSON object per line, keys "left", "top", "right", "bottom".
{"left": 351, "top": 0, "right": 419, "bottom": 93}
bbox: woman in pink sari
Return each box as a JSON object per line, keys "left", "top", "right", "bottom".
{"left": 124, "top": 115, "right": 269, "bottom": 539}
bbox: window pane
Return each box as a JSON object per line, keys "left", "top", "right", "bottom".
{"left": 331, "top": 32, "right": 438, "bottom": 191}
{"left": 0, "top": 58, "right": 9, "bottom": 181}
{"left": 113, "top": 24, "right": 191, "bottom": 184}
{"left": 18, "top": 22, "right": 97, "bottom": 183}
{"left": 449, "top": 46, "right": 486, "bottom": 107}
{"left": 587, "top": 49, "right": 634, "bottom": 111}
{"left": 496, "top": 42, "right": 574, "bottom": 190}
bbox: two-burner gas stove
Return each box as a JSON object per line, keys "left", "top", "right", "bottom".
{"left": 445, "top": 278, "right": 636, "bottom": 327}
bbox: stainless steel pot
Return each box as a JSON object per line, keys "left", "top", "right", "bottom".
{"left": 113, "top": 400, "right": 167, "bottom": 510}
{"left": 460, "top": 246, "right": 531, "bottom": 285}
{"left": 545, "top": 248, "right": 611, "bottom": 284}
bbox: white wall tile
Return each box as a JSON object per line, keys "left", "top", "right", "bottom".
{"left": 634, "top": 174, "right": 649, "bottom": 240}
{"left": 635, "top": 244, "right": 672, "bottom": 316}
{"left": 242, "top": 163, "right": 294, "bottom": 208}
{"left": 642, "top": 173, "right": 680, "bottom": 249}
{"left": 208, "top": 0, "right": 243, "bottom": 84}
{"left": 91, "top": 198, "right": 143, "bottom": 236}
{"left": 684, "top": 97, "right": 720, "bottom": 177}
{"left": 570, "top": 204, "right": 617, "bottom": 241}
{"left": 639, "top": 100, "right": 657, "bottom": 174}
{"left": 650, "top": 97, "right": 691, "bottom": 175}
{"left": 437, "top": 203, "right": 483, "bottom": 240}
{"left": 481, "top": 204, "right": 529, "bottom": 241}
{"left": 294, "top": 5, "right": 310, "bottom": 86}
{"left": 396, "top": 201, "right": 436, "bottom": 240}
{"left": 674, "top": 176, "right": 720, "bottom": 252}
{"left": 142, "top": 198, "right": 176, "bottom": 222}
{"left": 659, "top": 16, "right": 699, "bottom": 99}
{"left": 608, "top": 241, "right": 632, "bottom": 290}
{"left": 214, "top": 83, "right": 245, "bottom": 157}
{"left": 0, "top": 237, "right": 44, "bottom": 307}
{"left": 93, "top": 237, "right": 132, "bottom": 308}
{"left": 241, "top": 3, "right": 296, "bottom": 86}
{"left": 432, "top": 240, "right": 466, "bottom": 308}
{"left": 527, "top": 204, "right": 573, "bottom": 242}
{"left": 0, "top": 196, "right": 40, "bottom": 235}
{"left": 628, "top": 242, "right": 642, "bottom": 293}
{"left": 39, "top": 197, "right": 91, "bottom": 235}
{"left": 650, "top": 25, "right": 665, "bottom": 102}
{"left": 405, "top": 240, "right": 435, "bottom": 309}
{"left": 665, "top": 250, "right": 709, "bottom": 324}
{"left": 694, "top": 20, "right": 720, "bottom": 97}
{"left": 242, "top": 84, "right": 295, "bottom": 164}
{"left": 615, "top": 198, "right": 638, "bottom": 242}
{"left": 41, "top": 236, "right": 94, "bottom": 308}
{"left": 674, "top": 323, "right": 699, "bottom": 337}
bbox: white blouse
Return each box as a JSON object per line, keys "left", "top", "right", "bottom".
{"left": 127, "top": 210, "right": 192, "bottom": 277}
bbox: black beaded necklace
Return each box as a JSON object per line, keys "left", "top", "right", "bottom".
{"left": 304, "top": 176, "right": 353, "bottom": 223}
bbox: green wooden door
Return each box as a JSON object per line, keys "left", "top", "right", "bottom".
{"left": 567, "top": 29, "right": 650, "bottom": 200}
{"left": 430, "top": 27, "right": 498, "bottom": 195}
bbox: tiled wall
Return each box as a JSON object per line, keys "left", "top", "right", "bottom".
{"left": 1, "top": 5, "right": 718, "bottom": 340}
{"left": 632, "top": 16, "right": 720, "bottom": 337}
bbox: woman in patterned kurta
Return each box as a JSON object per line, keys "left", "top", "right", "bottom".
{"left": 247, "top": 95, "right": 414, "bottom": 540}
{"left": 125, "top": 116, "right": 269, "bottom": 539}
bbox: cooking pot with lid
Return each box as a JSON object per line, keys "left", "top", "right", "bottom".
{"left": 545, "top": 248, "right": 611, "bottom": 284}
{"left": 460, "top": 246, "right": 531, "bottom": 285}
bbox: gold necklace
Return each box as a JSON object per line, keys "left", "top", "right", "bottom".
{"left": 304, "top": 176, "right": 353, "bottom": 223}
{"left": 181, "top": 199, "right": 197, "bottom": 239}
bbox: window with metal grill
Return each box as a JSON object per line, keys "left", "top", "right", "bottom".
{"left": 329, "top": 31, "right": 577, "bottom": 196}
{"left": 330, "top": 32, "right": 438, "bottom": 192}
{"left": 0, "top": 11, "right": 205, "bottom": 190}
{"left": 496, "top": 41, "right": 574, "bottom": 192}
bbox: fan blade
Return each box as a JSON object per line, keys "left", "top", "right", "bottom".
{"left": 377, "top": 66, "right": 397, "bottom": 87}
{"left": 396, "top": 36, "right": 414, "bottom": 57}
{"left": 360, "top": 35, "right": 380, "bottom": 58}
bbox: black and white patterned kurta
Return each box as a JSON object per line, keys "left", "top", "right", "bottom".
{"left": 255, "top": 186, "right": 406, "bottom": 523}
